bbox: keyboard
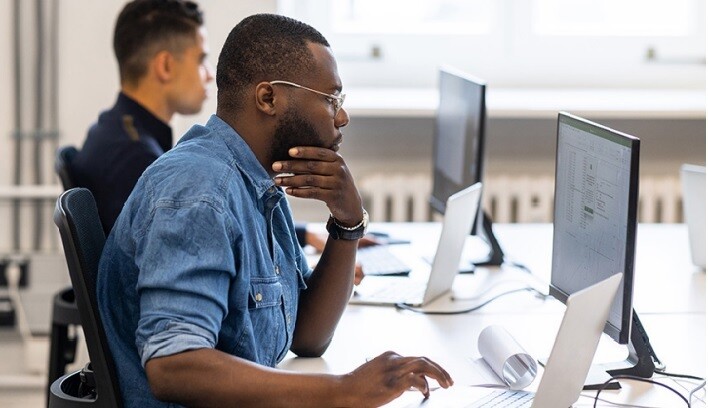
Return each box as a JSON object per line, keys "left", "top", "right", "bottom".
{"left": 357, "top": 246, "right": 411, "bottom": 276}
{"left": 467, "top": 390, "right": 534, "bottom": 408}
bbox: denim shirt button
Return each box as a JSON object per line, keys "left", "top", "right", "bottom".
{"left": 274, "top": 265, "right": 280, "bottom": 274}
{"left": 255, "top": 293, "right": 263, "bottom": 302}
{"left": 286, "top": 314, "right": 291, "bottom": 325}
{"left": 267, "top": 187, "right": 276, "bottom": 194}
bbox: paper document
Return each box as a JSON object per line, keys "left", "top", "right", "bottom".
{"left": 465, "top": 325, "right": 538, "bottom": 389}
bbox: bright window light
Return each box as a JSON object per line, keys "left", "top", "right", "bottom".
{"left": 331, "top": 0, "right": 493, "bottom": 34}
{"left": 533, "top": 0, "right": 694, "bottom": 36}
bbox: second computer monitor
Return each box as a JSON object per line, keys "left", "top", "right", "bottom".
{"left": 430, "top": 66, "right": 486, "bottom": 222}
{"left": 430, "top": 66, "right": 505, "bottom": 266}
{"left": 550, "top": 112, "right": 640, "bottom": 344}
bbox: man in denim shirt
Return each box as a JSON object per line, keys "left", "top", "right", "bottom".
{"left": 71, "top": 1, "right": 369, "bottom": 283}
{"left": 98, "top": 13, "right": 453, "bottom": 407}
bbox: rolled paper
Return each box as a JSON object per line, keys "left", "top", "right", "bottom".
{"left": 478, "top": 325, "right": 538, "bottom": 390}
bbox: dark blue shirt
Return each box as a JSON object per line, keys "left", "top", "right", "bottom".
{"left": 72, "top": 93, "right": 172, "bottom": 234}
{"left": 98, "top": 115, "right": 311, "bottom": 407}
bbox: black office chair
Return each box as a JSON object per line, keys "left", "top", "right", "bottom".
{"left": 50, "top": 188, "right": 122, "bottom": 408}
{"left": 55, "top": 145, "right": 79, "bottom": 190}
{"left": 48, "top": 145, "right": 83, "bottom": 406}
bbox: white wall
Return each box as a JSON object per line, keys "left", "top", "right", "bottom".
{"left": 0, "top": 0, "right": 277, "bottom": 188}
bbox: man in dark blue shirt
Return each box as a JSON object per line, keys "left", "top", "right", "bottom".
{"left": 72, "top": 0, "right": 213, "bottom": 235}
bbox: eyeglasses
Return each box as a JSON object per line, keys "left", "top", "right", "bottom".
{"left": 269, "top": 80, "right": 346, "bottom": 116}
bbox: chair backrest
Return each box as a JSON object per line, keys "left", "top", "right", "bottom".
{"left": 53, "top": 188, "right": 122, "bottom": 407}
{"left": 55, "top": 146, "right": 79, "bottom": 190}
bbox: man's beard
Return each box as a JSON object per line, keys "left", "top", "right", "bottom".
{"left": 271, "top": 109, "right": 327, "bottom": 164}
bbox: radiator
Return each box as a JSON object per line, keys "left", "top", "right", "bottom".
{"left": 359, "top": 173, "right": 683, "bottom": 224}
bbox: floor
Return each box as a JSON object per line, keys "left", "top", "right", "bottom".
{"left": 0, "top": 329, "right": 45, "bottom": 407}
{"left": 0, "top": 327, "right": 88, "bottom": 408}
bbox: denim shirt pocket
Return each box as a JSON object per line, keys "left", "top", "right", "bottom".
{"left": 247, "top": 277, "right": 287, "bottom": 366}
{"left": 248, "top": 278, "right": 283, "bottom": 308}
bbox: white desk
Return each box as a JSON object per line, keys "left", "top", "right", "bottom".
{"left": 281, "top": 223, "right": 706, "bottom": 407}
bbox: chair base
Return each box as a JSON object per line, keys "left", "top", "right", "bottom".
{"left": 48, "top": 370, "right": 96, "bottom": 407}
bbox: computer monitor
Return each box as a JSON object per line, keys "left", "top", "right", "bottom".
{"left": 429, "top": 66, "right": 503, "bottom": 266}
{"left": 550, "top": 112, "right": 660, "bottom": 378}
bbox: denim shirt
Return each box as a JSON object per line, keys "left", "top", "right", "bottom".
{"left": 97, "top": 115, "right": 311, "bottom": 407}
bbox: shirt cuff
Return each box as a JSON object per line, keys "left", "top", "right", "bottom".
{"left": 139, "top": 321, "right": 215, "bottom": 368}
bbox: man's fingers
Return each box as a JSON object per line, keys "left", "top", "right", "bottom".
{"left": 354, "top": 263, "right": 364, "bottom": 285}
{"left": 399, "top": 357, "right": 454, "bottom": 389}
{"left": 402, "top": 373, "right": 430, "bottom": 398}
{"left": 275, "top": 174, "right": 335, "bottom": 189}
{"left": 288, "top": 146, "right": 339, "bottom": 161}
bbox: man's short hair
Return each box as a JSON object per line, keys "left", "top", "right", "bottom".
{"left": 216, "top": 14, "right": 330, "bottom": 112}
{"left": 114, "top": 0, "right": 204, "bottom": 85}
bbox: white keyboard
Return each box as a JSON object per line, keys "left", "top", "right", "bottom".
{"left": 467, "top": 390, "right": 534, "bottom": 408}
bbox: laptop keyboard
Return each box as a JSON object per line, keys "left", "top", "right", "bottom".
{"left": 357, "top": 246, "right": 411, "bottom": 276}
{"left": 466, "top": 390, "right": 534, "bottom": 408}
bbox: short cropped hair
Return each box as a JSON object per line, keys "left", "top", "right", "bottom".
{"left": 114, "top": 0, "right": 203, "bottom": 85}
{"left": 216, "top": 13, "right": 330, "bottom": 112}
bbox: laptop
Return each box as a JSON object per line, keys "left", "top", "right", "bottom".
{"left": 398, "top": 273, "right": 622, "bottom": 408}
{"left": 350, "top": 182, "right": 482, "bottom": 307}
{"left": 681, "top": 164, "right": 706, "bottom": 269}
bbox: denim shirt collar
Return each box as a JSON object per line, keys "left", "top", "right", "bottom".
{"left": 185, "top": 114, "right": 278, "bottom": 200}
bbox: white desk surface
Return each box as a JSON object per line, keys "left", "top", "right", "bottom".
{"left": 345, "top": 88, "right": 707, "bottom": 119}
{"left": 282, "top": 223, "right": 706, "bottom": 407}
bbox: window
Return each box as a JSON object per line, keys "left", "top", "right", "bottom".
{"left": 279, "top": 0, "right": 705, "bottom": 89}
{"left": 331, "top": 0, "right": 493, "bottom": 35}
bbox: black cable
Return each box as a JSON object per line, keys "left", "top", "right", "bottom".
{"left": 394, "top": 287, "right": 546, "bottom": 315}
{"left": 504, "top": 260, "right": 532, "bottom": 274}
{"left": 654, "top": 368, "right": 705, "bottom": 382}
{"left": 593, "top": 375, "right": 689, "bottom": 407}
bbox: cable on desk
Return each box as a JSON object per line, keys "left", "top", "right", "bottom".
{"left": 654, "top": 369, "right": 705, "bottom": 382}
{"left": 687, "top": 379, "right": 707, "bottom": 406}
{"left": 451, "top": 279, "right": 543, "bottom": 301}
{"left": 394, "top": 286, "right": 547, "bottom": 315}
{"left": 655, "top": 368, "right": 706, "bottom": 406}
{"left": 592, "top": 375, "right": 693, "bottom": 407}
{"left": 503, "top": 260, "right": 532, "bottom": 274}
{"left": 662, "top": 376, "right": 707, "bottom": 406}
{"left": 579, "top": 394, "right": 661, "bottom": 408}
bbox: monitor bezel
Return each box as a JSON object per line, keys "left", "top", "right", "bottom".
{"left": 549, "top": 111, "right": 640, "bottom": 345}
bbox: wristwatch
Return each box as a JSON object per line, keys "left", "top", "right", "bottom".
{"left": 326, "top": 209, "right": 369, "bottom": 240}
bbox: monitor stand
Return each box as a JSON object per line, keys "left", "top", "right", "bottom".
{"left": 603, "top": 309, "right": 663, "bottom": 378}
{"left": 469, "top": 211, "right": 505, "bottom": 267}
{"left": 540, "top": 309, "right": 662, "bottom": 390}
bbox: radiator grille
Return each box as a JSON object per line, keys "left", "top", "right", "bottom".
{"left": 359, "top": 174, "right": 683, "bottom": 223}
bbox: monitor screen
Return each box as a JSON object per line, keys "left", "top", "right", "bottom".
{"left": 550, "top": 112, "right": 640, "bottom": 344}
{"left": 430, "top": 66, "right": 486, "bottom": 220}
